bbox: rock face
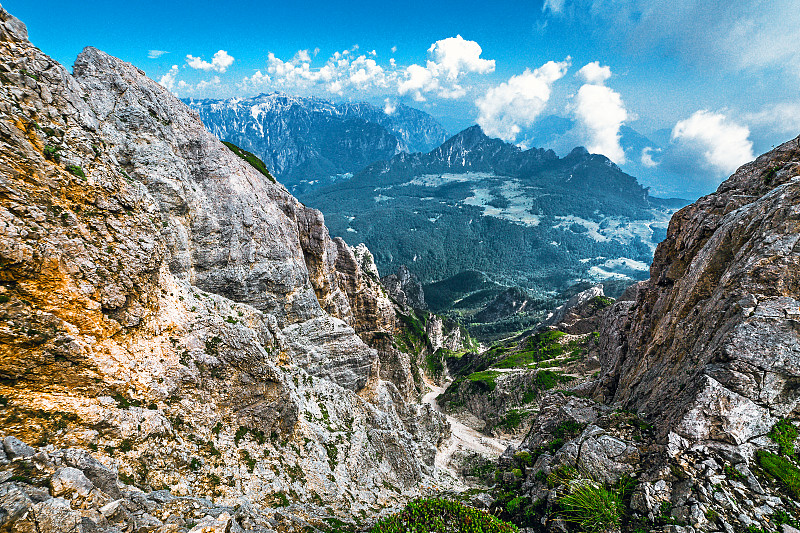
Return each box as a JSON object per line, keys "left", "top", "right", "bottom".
{"left": 594, "top": 134, "right": 800, "bottom": 445}
{"left": 382, "top": 265, "right": 427, "bottom": 311}
{"left": 0, "top": 5, "right": 446, "bottom": 529}
{"left": 490, "top": 136, "right": 800, "bottom": 533}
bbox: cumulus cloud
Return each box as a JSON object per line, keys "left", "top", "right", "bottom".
{"left": 148, "top": 50, "right": 168, "bottom": 59}
{"left": 541, "top": 0, "right": 800, "bottom": 74}
{"left": 572, "top": 62, "right": 628, "bottom": 164}
{"left": 257, "top": 46, "right": 392, "bottom": 95}
{"left": 158, "top": 65, "right": 179, "bottom": 92}
{"left": 247, "top": 36, "right": 494, "bottom": 101}
{"left": 384, "top": 99, "right": 397, "bottom": 115}
{"left": 475, "top": 59, "right": 570, "bottom": 141}
{"left": 427, "top": 35, "right": 495, "bottom": 80}
{"left": 671, "top": 110, "right": 754, "bottom": 175}
{"left": 576, "top": 61, "right": 611, "bottom": 84}
{"left": 186, "top": 50, "right": 235, "bottom": 73}
{"left": 397, "top": 35, "right": 495, "bottom": 101}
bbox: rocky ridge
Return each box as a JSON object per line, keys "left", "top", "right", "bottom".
{"left": 0, "top": 6, "right": 461, "bottom": 531}
{"left": 485, "top": 136, "right": 800, "bottom": 532}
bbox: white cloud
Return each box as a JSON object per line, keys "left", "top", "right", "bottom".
{"left": 744, "top": 102, "right": 800, "bottom": 135}
{"left": 572, "top": 62, "right": 628, "bottom": 163}
{"left": 576, "top": 61, "right": 611, "bottom": 84}
{"left": 475, "top": 59, "right": 570, "bottom": 141}
{"left": 397, "top": 35, "right": 495, "bottom": 101}
{"left": 186, "top": 50, "right": 235, "bottom": 73}
{"left": 158, "top": 65, "right": 179, "bottom": 92}
{"left": 384, "top": 98, "right": 397, "bottom": 115}
{"left": 148, "top": 50, "right": 168, "bottom": 59}
{"left": 391, "top": 46, "right": 397, "bottom": 54}
{"left": 236, "top": 36, "right": 494, "bottom": 101}
{"left": 427, "top": 35, "right": 495, "bottom": 80}
{"left": 671, "top": 110, "right": 754, "bottom": 174}
{"left": 641, "top": 146, "right": 660, "bottom": 168}
{"left": 398, "top": 63, "right": 438, "bottom": 101}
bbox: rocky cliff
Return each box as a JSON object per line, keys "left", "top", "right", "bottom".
{"left": 594, "top": 134, "right": 800, "bottom": 445}
{"left": 484, "top": 136, "right": 800, "bottom": 532}
{"left": 0, "top": 6, "right": 448, "bottom": 530}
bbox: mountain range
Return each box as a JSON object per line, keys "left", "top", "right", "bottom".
{"left": 301, "top": 125, "right": 686, "bottom": 297}
{"left": 185, "top": 93, "right": 448, "bottom": 192}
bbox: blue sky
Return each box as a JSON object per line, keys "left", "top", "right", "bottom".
{"left": 6, "top": 0, "right": 799, "bottom": 198}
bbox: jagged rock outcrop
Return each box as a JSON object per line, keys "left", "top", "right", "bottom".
{"left": 594, "top": 134, "right": 800, "bottom": 445}
{"left": 541, "top": 285, "right": 612, "bottom": 334}
{"left": 491, "top": 136, "right": 800, "bottom": 533}
{"left": 0, "top": 5, "right": 446, "bottom": 529}
{"left": 381, "top": 265, "right": 427, "bottom": 311}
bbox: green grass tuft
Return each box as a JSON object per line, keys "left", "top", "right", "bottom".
{"left": 756, "top": 449, "right": 800, "bottom": 499}
{"left": 558, "top": 481, "right": 623, "bottom": 533}
{"left": 222, "top": 141, "right": 276, "bottom": 183}
{"left": 768, "top": 419, "right": 798, "bottom": 456}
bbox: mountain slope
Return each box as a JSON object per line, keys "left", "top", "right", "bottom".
{"left": 0, "top": 7, "right": 452, "bottom": 530}
{"left": 302, "top": 126, "right": 686, "bottom": 296}
{"left": 185, "top": 93, "right": 448, "bottom": 190}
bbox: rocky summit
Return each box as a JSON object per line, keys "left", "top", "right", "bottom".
{"left": 2, "top": 3, "right": 800, "bottom": 533}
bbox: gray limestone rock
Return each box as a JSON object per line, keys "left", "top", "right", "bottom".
{"left": 3, "top": 437, "right": 34, "bottom": 461}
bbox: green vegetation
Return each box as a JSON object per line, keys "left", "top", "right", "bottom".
{"left": 755, "top": 450, "right": 800, "bottom": 499}
{"left": 768, "top": 419, "right": 798, "bottom": 456}
{"left": 588, "top": 295, "right": 615, "bottom": 310}
{"left": 222, "top": 141, "right": 276, "bottom": 183}
{"left": 764, "top": 166, "right": 780, "bottom": 185}
{"left": 535, "top": 369, "right": 573, "bottom": 390}
{"left": 558, "top": 481, "right": 623, "bottom": 533}
{"left": 496, "top": 330, "right": 566, "bottom": 369}
{"left": 234, "top": 425, "right": 266, "bottom": 446}
{"left": 19, "top": 68, "right": 39, "bottom": 81}
{"left": 43, "top": 145, "right": 60, "bottom": 163}
{"left": 66, "top": 165, "right": 86, "bottom": 179}
{"left": 467, "top": 370, "right": 501, "bottom": 392}
{"left": 497, "top": 409, "right": 524, "bottom": 431}
{"left": 369, "top": 498, "right": 518, "bottom": 533}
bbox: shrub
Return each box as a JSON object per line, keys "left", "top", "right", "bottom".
{"left": 44, "top": 145, "right": 60, "bottom": 162}
{"left": 768, "top": 419, "right": 798, "bottom": 456}
{"left": 558, "top": 481, "right": 623, "bottom": 533}
{"left": 66, "top": 165, "right": 86, "bottom": 179}
{"left": 370, "top": 498, "right": 518, "bottom": 533}
{"left": 756, "top": 450, "right": 800, "bottom": 499}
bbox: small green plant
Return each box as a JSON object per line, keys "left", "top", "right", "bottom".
{"left": 764, "top": 166, "right": 779, "bottom": 185}
{"left": 558, "top": 481, "right": 623, "bottom": 533}
{"left": 66, "top": 165, "right": 86, "bottom": 179}
{"left": 19, "top": 68, "right": 39, "bottom": 81}
{"left": 704, "top": 508, "right": 719, "bottom": 523}
{"left": 0, "top": 295, "right": 9, "bottom": 304}
{"left": 723, "top": 464, "right": 746, "bottom": 482}
{"left": 756, "top": 450, "right": 800, "bottom": 499}
{"left": 768, "top": 419, "right": 798, "bottom": 455}
{"left": 43, "top": 145, "right": 60, "bottom": 162}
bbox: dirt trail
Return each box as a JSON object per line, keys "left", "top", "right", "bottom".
{"left": 422, "top": 377, "right": 516, "bottom": 485}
